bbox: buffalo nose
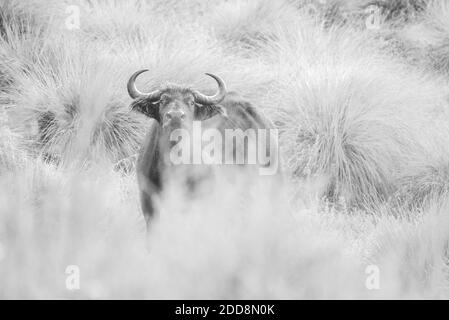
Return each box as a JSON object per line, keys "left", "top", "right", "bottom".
{"left": 166, "top": 110, "right": 186, "bottom": 121}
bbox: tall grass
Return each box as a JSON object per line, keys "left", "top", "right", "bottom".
{"left": 1, "top": 0, "right": 449, "bottom": 299}
{"left": 265, "top": 21, "right": 449, "bottom": 208}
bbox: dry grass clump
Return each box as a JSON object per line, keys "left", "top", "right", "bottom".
{"left": 266, "top": 22, "right": 448, "bottom": 208}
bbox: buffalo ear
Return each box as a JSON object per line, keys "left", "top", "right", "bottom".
{"left": 194, "top": 104, "right": 227, "bottom": 121}
{"left": 130, "top": 97, "right": 160, "bottom": 122}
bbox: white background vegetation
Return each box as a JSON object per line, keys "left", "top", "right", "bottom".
{"left": 1, "top": 0, "right": 449, "bottom": 299}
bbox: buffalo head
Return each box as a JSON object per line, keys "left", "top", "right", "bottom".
{"left": 127, "top": 70, "right": 227, "bottom": 131}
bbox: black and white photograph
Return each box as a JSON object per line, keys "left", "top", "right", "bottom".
{"left": 1, "top": 0, "right": 449, "bottom": 303}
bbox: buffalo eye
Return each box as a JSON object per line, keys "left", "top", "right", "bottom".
{"left": 160, "top": 94, "right": 169, "bottom": 104}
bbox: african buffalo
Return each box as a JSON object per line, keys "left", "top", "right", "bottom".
{"left": 128, "top": 70, "right": 278, "bottom": 226}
